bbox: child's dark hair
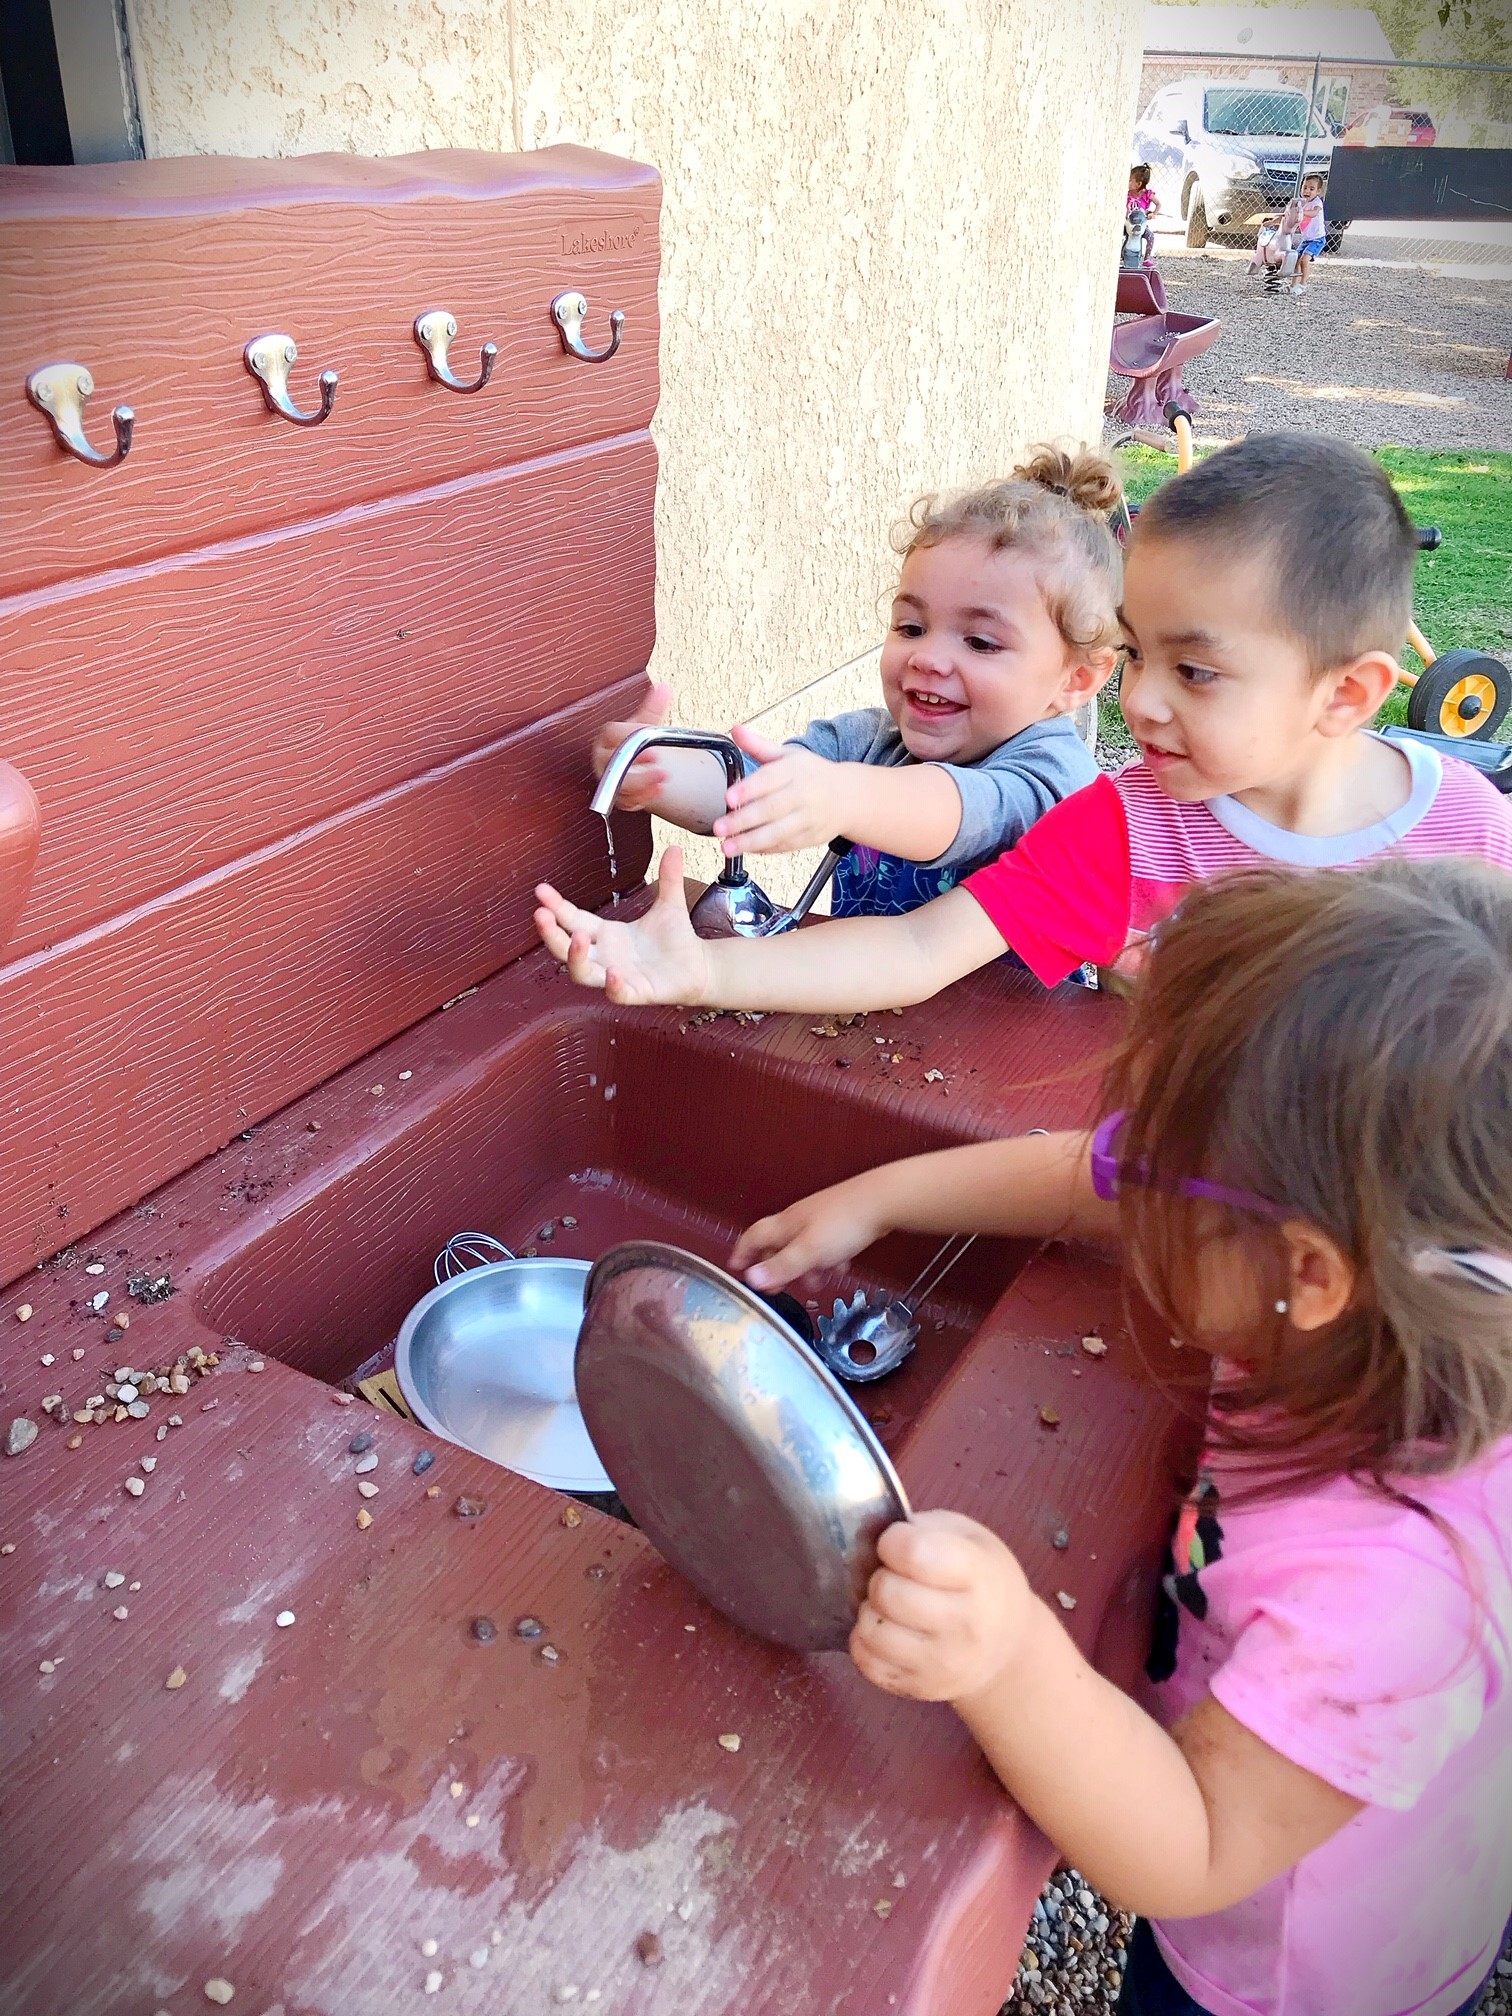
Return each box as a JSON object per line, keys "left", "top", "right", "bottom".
{"left": 1103, "top": 858, "right": 1512, "bottom": 1499}
{"left": 1132, "top": 432, "right": 1416, "bottom": 673}
{"left": 1129, "top": 163, "right": 1152, "bottom": 191}
{"left": 901, "top": 444, "right": 1124, "bottom": 659}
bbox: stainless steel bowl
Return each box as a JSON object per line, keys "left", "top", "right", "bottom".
{"left": 576, "top": 1241, "right": 910, "bottom": 1652}
{"left": 395, "top": 1251, "right": 610, "bottom": 1494}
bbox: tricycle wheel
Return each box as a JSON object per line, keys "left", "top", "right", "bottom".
{"left": 1185, "top": 191, "right": 1209, "bottom": 249}
{"left": 1406, "top": 649, "right": 1511, "bottom": 741}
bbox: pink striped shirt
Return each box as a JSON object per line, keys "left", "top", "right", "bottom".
{"left": 965, "top": 739, "right": 1512, "bottom": 986}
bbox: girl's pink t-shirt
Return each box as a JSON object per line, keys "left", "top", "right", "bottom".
{"left": 964, "top": 741, "right": 1512, "bottom": 986}
{"left": 1143, "top": 1439, "right": 1512, "bottom": 2016}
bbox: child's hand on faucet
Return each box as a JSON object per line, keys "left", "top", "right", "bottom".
{"left": 730, "top": 1176, "right": 890, "bottom": 1290}
{"left": 850, "top": 1510, "right": 1035, "bottom": 1705}
{"left": 717, "top": 726, "right": 845, "bottom": 855}
{"left": 534, "top": 847, "right": 713, "bottom": 1006}
{"left": 590, "top": 682, "right": 674, "bottom": 811}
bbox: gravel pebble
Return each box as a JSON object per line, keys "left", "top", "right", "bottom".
{"left": 413, "top": 1449, "right": 436, "bottom": 1475}
{"left": 275, "top": 1609, "right": 295, "bottom": 1627}
{"left": 357, "top": 1481, "right": 379, "bottom": 1499}
{"left": 423, "top": 1970, "right": 443, "bottom": 1995}
{"left": 5, "top": 1418, "right": 38, "bottom": 1457}
{"left": 514, "top": 1616, "right": 545, "bottom": 1640}
{"left": 471, "top": 1616, "right": 498, "bottom": 1645}
{"left": 203, "top": 1981, "right": 235, "bottom": 2005}
{"left": 124, "top": 1476, "right": 145, "bottom": 1496}
{"left": 354, "top": 1451, "right": 378, "bottom": 1475}
{"left": 348, "top": 1431, "right": 374, "bottom": 1455}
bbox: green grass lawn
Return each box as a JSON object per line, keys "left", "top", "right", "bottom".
{"left": 1106, "top": 444, "right": 1512, "bottom": 748}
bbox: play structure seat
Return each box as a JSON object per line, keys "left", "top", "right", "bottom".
{"left": 1108, "top": 266, "right": 1221, "bottom": 429}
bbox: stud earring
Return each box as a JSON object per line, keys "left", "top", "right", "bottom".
{"left": 1275, "top": 1300, "right": 1289, "bottom": 1315}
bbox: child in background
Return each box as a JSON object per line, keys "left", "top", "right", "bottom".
{"left": 1127, "top": 164, "right": 1159, "bottom": 261}
{"left": 589, "top": 448, "right": 1120, "bottom": 920}
{"left": 535, "top": 434, "right": 1512, "bottom": 1007}
{"left": 737, "top": 860, "right": 1512, "bottom": 2016}
{"left": 1276, "top": 173, "right": 1327, "bottom": 296}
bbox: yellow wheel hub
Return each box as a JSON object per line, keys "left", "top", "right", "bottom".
{"left": 1439, "top": 673, "right": 1499, "bottom": 736}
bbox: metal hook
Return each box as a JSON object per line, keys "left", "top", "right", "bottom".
{"left": 26, "top": 364, "right": 134, "bottom": 468}
{"left": 551, "top": 290, "right": 624, "bottom": 364}
{"left": 413, "top": 310, "right": 498, "bottom": 394}
{"left": 243, "top": 333, "right": 338, "bottom": 427}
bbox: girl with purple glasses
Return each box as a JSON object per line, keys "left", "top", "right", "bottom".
{"left": 732, "top": 858, "right": 1512, "bottom": 2016}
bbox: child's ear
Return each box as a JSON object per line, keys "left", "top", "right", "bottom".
{"left": 1045, "top": 656, "right": 1105, "bottom": 717}
{"left": 1050, "top": 648, "right": 1118, "bottom": 713}
{"left": 1317, "top": 650, "right": 1400, "bottom": 734}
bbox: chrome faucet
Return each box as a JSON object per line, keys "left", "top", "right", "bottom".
{"left": 590, "top": 724, "right": 851, "bottom": 939}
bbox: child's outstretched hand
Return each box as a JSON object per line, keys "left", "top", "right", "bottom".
{"left": 534, "top": 847, "right": 712, "bottom": 1006}
{"left": 717, "top": 725, "right": 841, "bottom": 855}
{"left": 851, "top": 1511, "right": 1034, "bottom": 1705}
{"left": 730, "top": 1177, "right": 887, "bottom": 1290}
{"left": 591, "top": 682, "right": 674, "bottom": 812}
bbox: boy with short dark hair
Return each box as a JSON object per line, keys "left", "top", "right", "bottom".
{"left": 535, "top": 434, "right": 1512, "bottom": 1011}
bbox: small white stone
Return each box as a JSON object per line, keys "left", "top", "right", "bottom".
{"left": 124, "top": 1476, "right": 145, "bottom": 1497}
{"left": 117, "top": 1384, "right": 138, "bottom": 1403}
{"left": 129, "top": 1580, "right": 141, "bottom": 1591}
{"left": 716, "top": 1732, "right": 741, "bottom": 1752}
{"left": 1056, "top": 1591, "right": 1078, "bottom": 1611}
{"left": 247, "top": 1360, "right": 265, "bottom": 1373}
{"left": 399, "top": 1070, "right": 413, "bottom": 1081}
{"left": 420, "top": 1939, "right": 438, "bottom": 1959}
{"left": 555, "top": 1989, "right": 579, "bottom": 2005}
{"left": 38, "top": 1659, "right": 55, "bottom": 1674}
{"left": 91, "top": 1291, "right": 110, "bottom": 1311}
{"left": 676, "top": 1900, "right": 694, "bottom": 1921}
{"left": 85, "top": 1263, "right": 105, "bottom": 1276}
{"left": 203, "top": 1980, "right": 235, "bottom": 2005}
{"left": 469, "top": 1947, "right": 490, "bottom": 1970}
{"left": 112, "top": 1605, "right": 129, "bottom": 1620}
{"left": 71, "top": 1347, "right": 84, "bottom": 1360}
{"left": 275, "top": 1609, "right": 296, "bottom": 1628}
{"left": 39, "top": 1353, "right": 54, "bottom": 1366}
{"left": 102, "top": 1570, "right": 125, "bottom": 1588}
{"left": 423, "top": 1972, "right": 443, "bottom": 1995}
{"left": 140, "top": 1456, "right": 157, "bottom": 1474}
{"left": 585, "top": 1993, "right": 601, "bottom": 2005}
{"left": 15, "top": 1304, "right": 32, "bottom": 1322}
{"left": 489, "top": 1929, "right": 503, "bottom": 1946}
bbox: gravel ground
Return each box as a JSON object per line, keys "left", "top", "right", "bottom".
{"left": 999, "top": 1877, "right": 1512, "bottom": 2015}
{"left": 1107, "top": 246, "right": 1512, "bottom": 452}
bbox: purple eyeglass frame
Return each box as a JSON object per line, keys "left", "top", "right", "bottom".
{"left": 1090, "top": 1112, "right": 1286, "bottom": 1220}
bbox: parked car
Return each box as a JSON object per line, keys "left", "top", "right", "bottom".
{"left": 1132, "top": 80, "right": 1346, "bottom": 250}
{"left": 1340, "top": 104, "right": 1437, "bottom": 146}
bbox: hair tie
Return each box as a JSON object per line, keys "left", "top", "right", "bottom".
{"left": 1410, "top": 1248, "right": 1512, "bottom": 1295}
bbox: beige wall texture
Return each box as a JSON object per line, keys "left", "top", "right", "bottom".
{"left": 127, "top": 0, "right": 1144, "bottom": 896}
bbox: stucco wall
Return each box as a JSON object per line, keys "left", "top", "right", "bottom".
{"left": 126, "top": 0, "right": 1143, "bottom": 895}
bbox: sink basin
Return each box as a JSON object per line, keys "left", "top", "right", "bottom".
{"left": 193, "top": 1004, "right": 1036, "bottom": 1458}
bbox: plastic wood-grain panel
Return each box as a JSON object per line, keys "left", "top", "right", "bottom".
{"left": 0, "top": 435, "right": 656, "bottom": 955}
{"left": 0, "top": 679, "right": 650, "bottom": 1286}
{"left": 0, "top": 148, "right": 660, "bottom": 595}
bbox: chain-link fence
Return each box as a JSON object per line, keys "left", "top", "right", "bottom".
{"left": 1132, "top": 51, "right": 1512, "bottom": 277}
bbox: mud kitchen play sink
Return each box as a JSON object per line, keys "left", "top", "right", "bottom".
{"left": 0, "top": 151, "right": 1189, "bottom": 2014}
